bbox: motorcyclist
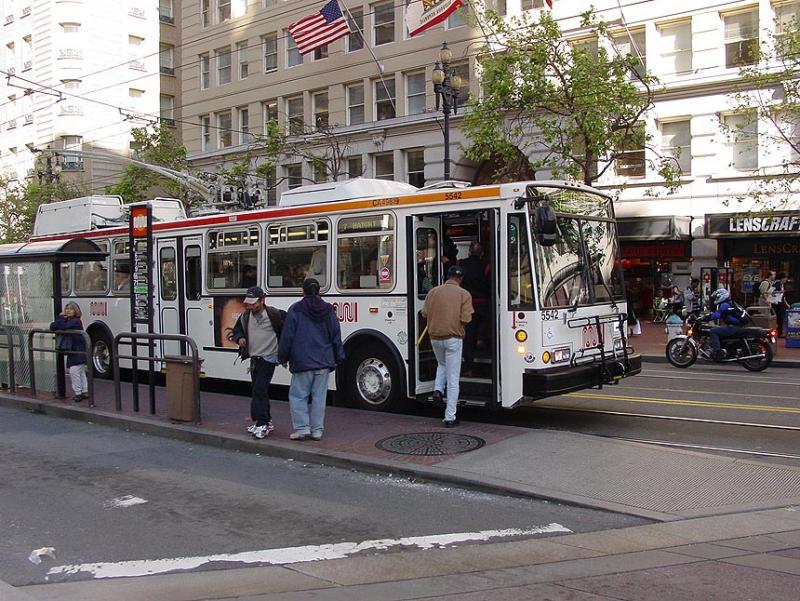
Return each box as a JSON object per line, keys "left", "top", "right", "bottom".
{"left": 698, "top": 288, "right": 747, "bottom": 360}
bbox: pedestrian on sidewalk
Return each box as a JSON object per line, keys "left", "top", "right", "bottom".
{"left": 278, "top": 278, "right": 345, "bottom": 441}
{"left": 422, "top": 265, "right": 474, "bottom": 427}
{"left": 773, "top": 272, "right": 790, "bottom": 337}
{"left": 229, "top": 286, "right": 285, "bottom": 439}
{"left": 50, "top": 302, "right": 88, "bottom": 402}
{"left": 759, "top": 271, "right": 776, "bottom": 306}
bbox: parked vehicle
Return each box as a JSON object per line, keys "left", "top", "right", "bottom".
{"left": 665, "top": 315, "right": 776, "bottom": 371}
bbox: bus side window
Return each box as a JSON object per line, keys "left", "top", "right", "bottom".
{"left": 185, "top": 246, "right": 202, "bottom": 300}
{"left": 160, "top": 247, "right": 177, "bottom": 301}
{"left": 416, "top": 227, "right": 438, "bottom": 298}
{"left": 74, "top": 241, "right": 108, "bottom": 295}
{"left": 60, "top": 263, "right": 72, "bottom": 296}
{"left": 508, "top": 215, "right": 534, "bottom": 310}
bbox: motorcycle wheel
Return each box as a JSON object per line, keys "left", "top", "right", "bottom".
{"left": 666, "top": 338, "right": 697, "bottom": 368}
{"left": 742, "top": 340, "right": 773, "bottom": 372}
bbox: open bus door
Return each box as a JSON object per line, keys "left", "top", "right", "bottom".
{"left": 410, "top": 217, "right": 442, "bottom": 397}
{"left": 155, "top": 236, "right": 204, "bottom": 358}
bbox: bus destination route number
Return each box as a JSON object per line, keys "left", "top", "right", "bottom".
{"left": 541, "top": 310, "right": 559, "bottom": 321}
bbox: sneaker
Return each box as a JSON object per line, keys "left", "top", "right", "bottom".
{"left": 289, "top": 431, "right": 310, "bottom": 440}
{"left": 310, "top": 431, "right": 323, "bottom": 441}
{"left": 252, "top": 425, "right": 270, "bottom": 439}
{"left": 246, "top": 424, "right": 258, "bottom": 434}
{"left": 431, "top": 390, "right": 444, "bottom": 408}
{"left": 73, "top": 395, "right": 84, "bottom": 402}
{"left": 266, "top": 420, "right": 275, "bottom": 433}
{"left": 443, "top": 419, "right": 459, "bottom": 428}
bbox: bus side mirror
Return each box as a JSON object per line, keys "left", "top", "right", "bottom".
{"left": 535, "top": 206, "right": 557, "bottom": 246}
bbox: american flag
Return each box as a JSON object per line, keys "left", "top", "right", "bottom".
{"left": 289, "top": 0, "right": 351, "bottom": 55}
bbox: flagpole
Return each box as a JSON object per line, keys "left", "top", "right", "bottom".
{"left": 339, "top": 1, "right": 396, "bottom": 113}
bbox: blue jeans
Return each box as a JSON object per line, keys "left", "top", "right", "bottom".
{"left": 710, "top": 325, "right": 741, "bottom": 352}
{"left": 288, "top": 368, "right": 330, "bottom": 435}
{"left": 430, "top": 337, "right": 463, "bottom": 421}
{"left": 250, "top": 357, "right": 276, "bottom": 426}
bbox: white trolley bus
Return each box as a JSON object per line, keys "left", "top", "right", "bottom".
{"left": 30, "top": 178, "right": 641, "bottom": 411}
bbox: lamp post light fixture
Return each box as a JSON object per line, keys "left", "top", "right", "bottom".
{"left": 431, "top": 42, "right": 463, "bottom": 181}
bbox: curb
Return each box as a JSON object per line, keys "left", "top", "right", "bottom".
{"left": 0, "top": 392, "right": 674, "bottom": 522}
{"left": 640, "top": 353, "right": 799, "bottom": 368}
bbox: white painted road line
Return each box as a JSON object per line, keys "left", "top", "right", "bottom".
{"left": 47, "top": 523, "right": 571, "bottom": 580}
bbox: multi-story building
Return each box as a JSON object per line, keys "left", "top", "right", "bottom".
{"left": 0, "top": 0, "right": 180, "bottom": 192}
{"left": 183, "top": 0, "right": 798, "bottom": 307}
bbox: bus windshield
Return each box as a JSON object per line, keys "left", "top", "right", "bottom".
{"left": 531, "top": 189, "right": 625, "bottom": 309}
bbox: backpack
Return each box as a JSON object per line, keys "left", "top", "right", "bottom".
{"left": 730, "top": 301, "right": 753, "bottom": 325}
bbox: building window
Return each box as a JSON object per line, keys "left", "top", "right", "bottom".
{"left": 232, "top": 0, "right": 247, "bottom": 18}
{"left": 262, "top": 33, "right": 277, "bottom": 72}
{"left": 375, "top": 79, "right": 396, "bottom": 121}
{"left": 287, "top": 31, "right": 303, "bottom": 67}
{"left": 238, "top": 107, "right": 250, "bottom": 144}
{"left": 128, "top": 35, "right": 144, "bottom": 47}
{"left": 347, "top": 8, "right": 364, "bottom": 52}
{"left": 287, "top": 96, "right": 304, "bottom": 135}
{"left": 313, "top": 91, "right": 329, "bottom": 129}
{"left": 373, "top": 1, "right": 394, "bottom": 46}
{"left": 217, "top": 110, "right": 233, "bottom": 147}
{"left": 201, "top": 0, "right": 210, "bottom": 27}
{"left": 724, "top": 112, "right": 758, "bottom": 170}
{"left": 521, "top": 0, "right": 547, "bottom": 10}
{"left": 160, "top": 94, "right": 175, "bottom": 126}
{"left": 661, "top": 120, "right": 691, "bottom": 175}
{"left": 263, "top": 100, "right": 278, "bottom": 133}
{"left": 159, "top": 43, "right": 174, "bottom": 75}
{"left": 216, "top": 47, "right": 231, "bottom": 84}
{"left": 725, "top": 10, "right": 758, "bottom": 68}
{"left": 200, "top": 115, "right": 211, "bottom": 150}
{"left": 615, "top": 124, "right": 646, "bottom": 177}
{"left": 21, "top": 35, "right": 32, "bottom": 71}
{"left": 347, "top": 156, "right": 363, "bottom": 178}
{"left": 313, "top": 162, "right": 328, "bottom": 183}
{"left": 61, "top": 79, "right": 81, "bottom": 90}
{"left": 406, "top": 149, "right": 425, "bottom": 187}
{"left": 128, "top": 87, "right": 144, "bottom": 110}
{"left": 61, "top": 136, "right": 83, "bottom": 170}
{"left": 658, "top": 21, "right": 692, "bottom": 75}
{"left": 776, "top": 2, "right": 800, "bottom": 58}
{"left": 612, "top": 29, "right": 646, "bottom": 80}
{"left": 314, "top": 45, "right": 328, "bottom": 60}
{"left": 286, "top": 164, "right": 303, "bottom": 189}
{"left": 446, "top": 2, "right": 468, "bottom": 29}
{"left": 375, "top": 153, "right": 394, "bottom": 180}
{"left": 237, "top": 41, "right": 248, "bottom": 79}
{"left": 200, "top": 53, "right": 210, "bottom": 89}
{"left": 60, "top": 22, "right": 81, "bottom": 34}
{"left": 159, "top": 0, "right": 174, "bottom": 23}
{"left": 218, "top": 0, "right": 231, "bottom": 23}
{"left": 264, "top": 166, "right": 277, "bottom": 205}
{"left": 347, "top": 83, "right": 364, "bottom": 125}
{"left": 406, "top": 71, "right": 426, "bottom": 115}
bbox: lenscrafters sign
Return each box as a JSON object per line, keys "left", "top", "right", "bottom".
{"left": 706, "top": 211, "right": 800, "bottom": 237}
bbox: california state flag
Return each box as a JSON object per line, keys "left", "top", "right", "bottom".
{"left": 405, "top": 0, "right": 463, "bottom": 37}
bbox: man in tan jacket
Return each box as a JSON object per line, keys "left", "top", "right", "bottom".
{"left": 422, "top": 265, "right": 474, "bottom": 427}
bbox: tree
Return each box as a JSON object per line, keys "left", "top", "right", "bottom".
{"left": 106, "top": 125, "right": 189, "bottom": 202}
{"left": 0, "top": 176, "right": 90, "bottom": 243}
{"left": 727, "top": 12, "right": 800, "bottom": 209}
{"left": 465, "top": 10, "right": 682, "bottom": 191}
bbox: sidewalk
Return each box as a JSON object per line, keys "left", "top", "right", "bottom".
{"left": 630, "top": 319, "right": 800, "bottom": 366}
{"left": 3, "top": 377, "right": 800, "bottom": 598}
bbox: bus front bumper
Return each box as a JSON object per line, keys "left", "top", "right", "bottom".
{"left": 519, "top": 353, "right": 642, "bottom": 402}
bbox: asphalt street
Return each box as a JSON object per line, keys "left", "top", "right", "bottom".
{"left": 0, "top": 406, "right": 647, "bottom": 587}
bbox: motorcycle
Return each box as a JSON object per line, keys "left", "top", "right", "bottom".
{"left": 665, "top": 315, "right": 777, "bottom": 371}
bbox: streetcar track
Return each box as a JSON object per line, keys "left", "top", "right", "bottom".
{"left": 638, "top": 372, "right": 800, "bottom": 385}
{"left": 609, "top": 385, "right": 799, "bottom": 402}
{"left": 605, "top": 436, "right": 800, "bottom": 462}
{"left": 565, "top": 392, "right": 800, "bottom": 415}
{"left": 530, "top": 404, "right": 800, "bottom": 431}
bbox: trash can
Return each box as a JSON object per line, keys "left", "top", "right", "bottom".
{"left": 165, "top": 355, "right": 198, "bottom": 422}
{"left": 786, "top": 308, "right": 800, "bottom": 349}
{"left": 665, "top": 313, "right": 684, "bottom": 342}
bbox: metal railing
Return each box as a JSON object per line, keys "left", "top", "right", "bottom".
{"left": 567, "top": 313, "right": 633, "bottom": 386}
{"left": 0, "top": 325, "right": 17, "bottom": 393}
{"left": 27, "top": 328, "right": 94, "bottom": 406}
{"left": 112, "top": 332, "right": 202, "bottom": 423}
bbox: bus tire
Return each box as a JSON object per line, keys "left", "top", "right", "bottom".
{"left": 346, "top": 342, "right": 404, "bottom": 412}
{"left": 90, "top": 330, "right": 114, "bottom": 380}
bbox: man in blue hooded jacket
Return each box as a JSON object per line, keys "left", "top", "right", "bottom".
{"left": 278, "top": 278, "right": 345, "bottom": 441}
{"left": 698, "top": 287, "right": 748, "bottom": 360}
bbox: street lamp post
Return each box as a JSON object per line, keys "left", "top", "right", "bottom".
{"left": 431, "top": 42, "right": 463, "bottom": 181}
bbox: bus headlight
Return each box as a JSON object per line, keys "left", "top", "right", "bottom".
{"left": 542, "top": 351, "right": 551, "bottom": 363}
{"left": 515, "top": 330, "right": 528, "bottom": 342}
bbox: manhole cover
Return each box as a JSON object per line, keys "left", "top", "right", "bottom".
{"left": 376, "top": 432, "right": 485, "bottom": 456}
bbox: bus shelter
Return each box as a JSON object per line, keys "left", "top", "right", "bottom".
{"left": 0, "top": 238, "right": 107, "bottom": 396}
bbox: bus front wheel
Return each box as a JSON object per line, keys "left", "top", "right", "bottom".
{"left": 91, "top": 332, "right": 114, "bottom": 379}
{"left": 346, "top": 343, "right": 404, "bottom": 412}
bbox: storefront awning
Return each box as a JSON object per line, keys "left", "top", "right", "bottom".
{"left": 616, "top": 216, "right": 692, "bottom": 241}
{"left": 706, "top": 211, "right": 800, "bottom": 237}
{"left": 0, "top": 238, "right": 107, "bottom": 263}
